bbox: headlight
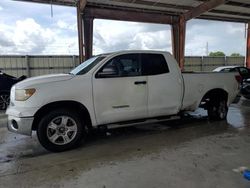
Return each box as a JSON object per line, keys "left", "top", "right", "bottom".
{"left": 15, "top": 88, "right": 36, "bottom": 101}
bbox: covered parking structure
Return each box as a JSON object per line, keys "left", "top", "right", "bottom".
{"left": 15, "top": 0, "right": 250, "bottom": 70}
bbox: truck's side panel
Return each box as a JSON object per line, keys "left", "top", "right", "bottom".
{"left": 92, "top": 53, "right": 148, "bottom": 125}
{"left": 181, "top": 72, "right": 239, "bottom": 111}
{"left": 93, "top": 76, "right": 148, "bottom": 125}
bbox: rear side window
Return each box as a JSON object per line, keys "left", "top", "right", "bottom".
{"left": 141, "top": 54, "right": 169, "bottom": 76}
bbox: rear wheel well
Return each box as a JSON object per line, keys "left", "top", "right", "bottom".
{"left": 32, "top": 101, "right": 92, "bottom": 131}
{"left": 200, "top": 89, "right": 228, "bottom": 109}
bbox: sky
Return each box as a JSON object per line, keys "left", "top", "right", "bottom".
{"left": 0, "top": 0, "right": 247, "bottom": 56}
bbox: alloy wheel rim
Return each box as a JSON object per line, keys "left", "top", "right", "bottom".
{"left": 47, "top": 116, "right": 78, "bottom": 145}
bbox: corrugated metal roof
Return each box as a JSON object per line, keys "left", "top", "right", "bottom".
{"left": 14, "top": 0, "right": 250, "bottom": 22}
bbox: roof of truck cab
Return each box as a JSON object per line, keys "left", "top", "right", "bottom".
{"left": 100, "top": 50, "right": 172, "bottom": 56}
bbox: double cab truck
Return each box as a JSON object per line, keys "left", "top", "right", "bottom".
{"left": 6, "top": 51, "right": 240, "bottom": 152}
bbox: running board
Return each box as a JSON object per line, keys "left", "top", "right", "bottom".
{"left": 104, "top": 116, "right": 180, "bottom": 129}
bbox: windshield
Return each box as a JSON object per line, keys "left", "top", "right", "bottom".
{"left": 70, "top": 56, "right": 106, "bottom": 75}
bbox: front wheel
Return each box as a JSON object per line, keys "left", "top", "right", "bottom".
{"left": 207, "top": 99, "right": 228, "bottom": 121}
{"left": 37, "top": 109, "right": 85, "bottom": 152}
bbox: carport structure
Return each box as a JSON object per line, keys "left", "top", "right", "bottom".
{"left": 15, "top": 0, "right": 250, "bottom": 69}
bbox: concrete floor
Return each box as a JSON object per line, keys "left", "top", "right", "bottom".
{"left": 0, "top": 99, "right": 250, "bottom": 188}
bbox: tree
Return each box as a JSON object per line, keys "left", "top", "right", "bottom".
{"left": 230, "top": 53, "right": 243, "bottom": 57}
{"left": 209, "top": 51, "right": 225, "bottom": 57}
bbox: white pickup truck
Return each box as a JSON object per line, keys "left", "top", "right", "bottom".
{"left": 6, "top": 50, "right": 240, "bottom": 152}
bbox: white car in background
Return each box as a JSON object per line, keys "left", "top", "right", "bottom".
{"left": 213, "top": 66, "right": 250, "bottom": 99}
{"left": 213, "top": 66, "right": 250, "bottom": 80}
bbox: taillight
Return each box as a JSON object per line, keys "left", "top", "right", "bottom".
{"left": 235, "top": 75, "right": 242, "bottom": 84}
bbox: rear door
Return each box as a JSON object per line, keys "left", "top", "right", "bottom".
{"left": 141, "top": 53, "right": 183, "bottom": 117}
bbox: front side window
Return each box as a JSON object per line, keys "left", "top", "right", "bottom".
{"left": 97, "top": 54, "right": 140, "bottom": 78}
{"left": 141, "top": 54, "right": 169, "bottom": 76}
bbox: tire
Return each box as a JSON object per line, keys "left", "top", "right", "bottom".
{"left": 207, "top": 98, "right": 228, "bottom": 121}
{"left": 0, "top": 92, "right": 10, "bottom": 110}
{"left": 37, "top": 109, "right": 86, "bottom": 152}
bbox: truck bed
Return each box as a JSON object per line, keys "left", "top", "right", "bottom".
{"left": 181, "top": 72, "right": 239, "bottom": 111}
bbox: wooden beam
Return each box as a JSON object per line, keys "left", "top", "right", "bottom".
{"left": 247, "top": 22, "right": 250, "bottom": 68}
{"left": 85, "top": 7, "right": 176, "bottom": 24}
{"left": 183, "top": 0, "right": 226, "bottom": 21}
{"left": 79, "top": 0, "right": 87, "bottom": 11}
{"left": 77, "top": 2, "right": 84, "bottom": 63}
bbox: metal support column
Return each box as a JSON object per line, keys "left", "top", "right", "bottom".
{"left": 83, "top": 16, "right": 93, "bottom": 60}
{"left": 171, "top": 16, "right": 186, "bottom": 70}
{"left": 247, "top": 22, "right": 250, "bottom": 68}
{"left": 77, "top": 2, "right": 84, "bottom": 63}
{"left": 171, "top": 23, "right": 179, "bottom": 63}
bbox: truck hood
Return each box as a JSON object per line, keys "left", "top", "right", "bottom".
{"left": 15, "top": 74, "right": 74, "bottom": 89}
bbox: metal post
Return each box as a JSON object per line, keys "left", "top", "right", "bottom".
{"left": 224, "top": 56, "right": 227, "bottom": 66}
{"left": 72, "top": 55, "right": 76, "bottom": 68}
{"left": 246, "top": 22, "right": 250, "bottom": 68}
{"left": 83, "top": 16, "right": 93, "bottom": 60}
{"left": 171, "top": 16, "right": 186, "bottom": 70}
{"left": 171, "top": 23, "right": 179, "bottom": 63}
{"left": 77, "top": 2, "right": 84, "bottom": 64}
{"left": 25, "top": 55, "right": 30, "bottom": 77}
{"left": 179, "top": 16, "right": 186, "bottom": 70}
{"left": 201, "top": 56, "right": 204, "bottom": 72}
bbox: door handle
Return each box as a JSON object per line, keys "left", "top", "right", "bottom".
{"left": 134, "top": 81, "right": 147, "bottom": 85}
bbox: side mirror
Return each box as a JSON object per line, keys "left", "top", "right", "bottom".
{"left": 97, "top": 65, "right": 118, "bottom": 78}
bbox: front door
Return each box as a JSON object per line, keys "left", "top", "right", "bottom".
{"left": 93, "top": 53, "right": 148, "bottom": 125}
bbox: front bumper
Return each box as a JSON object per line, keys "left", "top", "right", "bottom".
{"left": 7, "top": 115, "right": 34, "bottom": 136}
{"left": 6, "top": 106, "right": 39, "bottom": 136}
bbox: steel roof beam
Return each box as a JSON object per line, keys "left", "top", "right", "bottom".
{"left": 79, "top": 0, "right": 87, "bottom": 11}
{"left": 226, "top": 1, "right": 250, "bottom": 8}
{"left": 84, "top": 7, "right": 177, "bottom": 24}
{"left": 183, "top": 0, "right": 226, "bottom": 21}
{"left": 13, "top": 0, "right": 75, "bottom": 6}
